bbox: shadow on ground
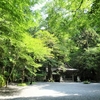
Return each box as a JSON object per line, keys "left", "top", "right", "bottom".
{"left": 0, "top": 85, "right": 24, "bottom": 96}
{"left": 0, "top": 82, "right": 100, "bottom": 100}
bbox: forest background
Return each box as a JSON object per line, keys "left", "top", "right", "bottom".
{"left": 0, "top": 0, "right": 100, "bottom": 87}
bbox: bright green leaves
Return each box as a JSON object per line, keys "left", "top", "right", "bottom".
{"left": 0, "top": 75, "right": 5, "bottom": 87}
{"left": 0, "top": 33, "right": 51, "bottom": 82}
{"left": 0, "top": 0, "right": 38, "bottom": 38}
{"left": 0, "top": 0, "right": 50, "bottom": 82}
{"left": 22, "top": 33, "right": 51, "bottom": 61}
{"left": 89, "top": 0, "right": 100, "bottom": 32}
{"left": 0, "top": 0, "right": 100, "bottom": 83}
{"left": 34, "top": 30, "right": 58, "bottom": 48}
{"left": 34, "top": 30, "right": 70, "bottom": 69}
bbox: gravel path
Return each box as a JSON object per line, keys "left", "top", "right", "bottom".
{"left": 0, "top": 82, "right": 100, "bottom": 100}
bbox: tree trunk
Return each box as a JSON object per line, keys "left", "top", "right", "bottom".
{"left": 47, "top": 66, "right": 52, "bottom": 81}
{"left": 22, "top": 69, "right": 25, "bottom": 83}
{"left": 5, "top": 80, "right": 8, "bottom": 88}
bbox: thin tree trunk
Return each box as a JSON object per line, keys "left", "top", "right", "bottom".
{"left": 6, "top": 64, "right": 15, "bottom": 87}
{"left": 47, "top": 66, "right": 52, "bottom": 81}
{"left": 22, "top": 69, "right": 25, "bottom": 83}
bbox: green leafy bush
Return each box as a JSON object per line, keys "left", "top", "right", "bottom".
{"left": 83, "top": 80, "right": 90, "bottom": 84}
{"left": 17, "top": 83, "right": 27, "bottom": 86}
{"left": 0, "top": 75, "right": 5, "bottom": 87}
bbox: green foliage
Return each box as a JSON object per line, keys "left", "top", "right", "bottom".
{"left": 0, "top": 0, "right": 100, "bottom": 83}
{"left": 90, "top": 0, "right": 100, "bottom": 32}
{"left": 23, "top": 33, "right": 51, "bottom": 61}
{"left": 0, "top": 0, "right": 51, "bottom": 84}
{"left": 83, "top": 80, "right": 90, "bottom": 84}
{"left": 17, "top": 83, "right": 27, "bottom": 86}
{"left": 34, "top": 30, "right": 58, "bottom": 48}
{"left": 0, "top": 75, "right": 5, "bottom": 87}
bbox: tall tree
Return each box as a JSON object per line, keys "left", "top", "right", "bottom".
{"left": 0, "top": 0, "right": 51, "bottom": 85}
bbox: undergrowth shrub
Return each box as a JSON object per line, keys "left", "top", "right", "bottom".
{"left": 0, "top": 75, "right": 5, "bottom": 87}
